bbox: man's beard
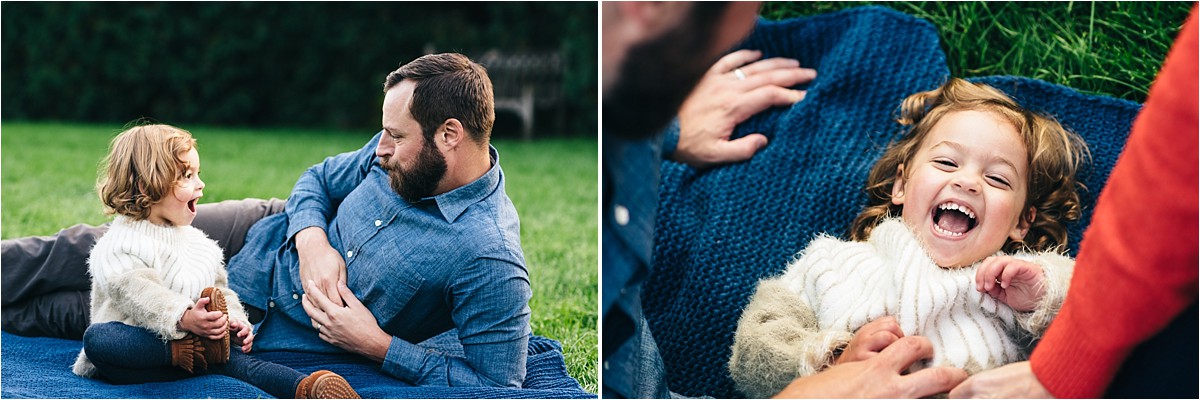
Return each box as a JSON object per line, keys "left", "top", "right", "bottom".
{"left": 602, "top": 4, "right": 728, "bottom": 139}
{"left": 381, "top": 138, "right": 448, "bottom": 203}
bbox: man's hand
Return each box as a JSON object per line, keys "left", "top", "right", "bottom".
{"left": 975, "top": 256, "right": 1046, "bottom": 311}
{"left": 178, "top": 297, "right": 228, "bottom": 340}
{"left": 837, "top": 316, "right": 905, "bottom": 365}
{"left": 774, "top": 336, "right": 967, "bottom": 398}
{"left": 231, "top": 320, "right": 254, "bottom": 353}
{"left": 673, "top": 49, "right": 817, "bottom": 169}
{"left": 296, "top": 227, "right": 347, "bottom": 307}
{"left": 949, "top": 361, "right": 1053, "bottom": 398}
{"left": 302, "top": 279, "right": 390, "bottom": 362}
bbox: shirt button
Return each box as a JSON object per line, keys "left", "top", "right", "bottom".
{"left": 374, "top": 220, "right": 382, "bottom": 227}
{"left": 347, "top": 250, "right": 354, "bottom": 258}
{"left": 292, "top": 293, "right": 299, "bottom": 300}
{"left": 615, "top": 205, "right": 630, "bottom": 226}
{"left": 603, "top": 361, "right": 609, "bottom": 370}
{"left": 268, "top": 301, "right": 276, "bottom": 308}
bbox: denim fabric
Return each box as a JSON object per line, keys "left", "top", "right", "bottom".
{"left": 228, "top": 132, "right": 530, "bottom": 388}
{"left": 601, "top": 133, "right": 671, "bottom": 398}
{"left": 82, "top": 321, "right": 304, "bottom": 398}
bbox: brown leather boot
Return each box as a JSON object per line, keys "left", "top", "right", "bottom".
{"left": 295, "top": 370, "right": 360, "bottom": 399}
{"left": 198, "top": 287, "right": 230, "bottom": 364}
{"left": 169, "top": 334, "right": 207, "bottom": 373}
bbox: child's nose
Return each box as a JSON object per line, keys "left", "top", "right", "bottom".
{"left": 953, "top": 174, "right": 981, "bottom": 193}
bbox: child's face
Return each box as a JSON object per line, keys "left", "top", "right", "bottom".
{"left": 147, "top": 148, "right": 204, "bottom": 227}
{"left": 891, "top": 110, "right": 1032, "bottom": 268}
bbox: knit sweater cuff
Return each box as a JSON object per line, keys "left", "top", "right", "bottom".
{"left": 1030, "top": 305, "right": 1122, "bottom": 398}
{"left": 1017, "top": 252, "right": 1073, "bottom": 335}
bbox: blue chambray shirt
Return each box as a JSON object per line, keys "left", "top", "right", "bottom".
{"left": 228, "top": 131, "right": 531, "bottom": 388}
{"left": 601, "top": 130, "right": 674, "bottom": 398}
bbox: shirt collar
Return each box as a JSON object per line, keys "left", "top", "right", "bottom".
{"left": 421, "top": 145, "right": 502, "bottom": 223}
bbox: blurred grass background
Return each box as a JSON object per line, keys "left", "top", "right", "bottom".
{"left": 761, "top": 1, "right": 1194, "bottom": 103}
{"left": 0, "top": 122, "right": 599, "bottom": 392}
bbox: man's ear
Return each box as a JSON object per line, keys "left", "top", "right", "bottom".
{"left": 891, "top": 164, "right": 907, "bottom": 206}
{"left": 1011, "top": 206, "right": 1037, "bottom": 241}
{"left": 438, "top": 118, "right": 465, "bottom": 149}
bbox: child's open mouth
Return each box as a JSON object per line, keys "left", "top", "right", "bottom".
{"left": 932, "top": 201, "right": 976, "bottom": 237}
{"left": 188, "top": 199, "right": 197, "bottom": 214}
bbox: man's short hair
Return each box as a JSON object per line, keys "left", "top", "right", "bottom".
{"left": 384, "top": 53, "right": 495, "bottom": 144}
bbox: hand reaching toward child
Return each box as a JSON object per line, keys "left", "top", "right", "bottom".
{"left": 231, "top": 320, "right": 255, "bottom": 353}
{"left": 975, "top": 256, "right": 1046, "bottom": 311}
{"left": 178, "top": 297, "right": 228, "bottom": 340}
{"left": 837, "top": 316, "right": 905, "bottom": 365}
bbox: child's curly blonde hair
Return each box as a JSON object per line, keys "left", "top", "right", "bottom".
{"left": 96, "top": 124, "right": 197, "bottom": 220}
{"left": 850, "top": 78, "right": 1089, "bottom": 253}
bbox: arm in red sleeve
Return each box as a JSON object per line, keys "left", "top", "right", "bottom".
{"left": 1030, "top": 6, "right": 1200, "bottom": 398}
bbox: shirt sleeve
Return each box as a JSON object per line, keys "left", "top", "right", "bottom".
{"left": 285, "top": 132, "right": 381, "bottom": 240}
{"left": 729, "top": 277, "right": 853, "bottom": 399}
{"left": 1030, "top": 7, "right": 1199, "bottom": 398}
{"left": 380, "top": 257, "right": 532, "bottom": 387}
{"left": 103, "top": 264, "right": 194, "bottom": 341}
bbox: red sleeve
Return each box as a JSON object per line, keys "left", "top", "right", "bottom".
{"left": 1029, "top": 6, "right": 1199, "bottom": 398}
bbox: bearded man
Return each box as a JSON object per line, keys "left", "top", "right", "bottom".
{"left": 2, "top": 53, "right": 532, "bottom": 388}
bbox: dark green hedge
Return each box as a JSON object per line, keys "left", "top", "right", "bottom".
{"left": 2, "top": 2, "right": 597, "bottom": 136}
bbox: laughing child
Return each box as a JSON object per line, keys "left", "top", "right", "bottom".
{"left": 728, "top": 78, "right": 1089, "bottom": 398}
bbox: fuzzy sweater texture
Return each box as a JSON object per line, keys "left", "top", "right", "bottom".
{"left": 729, "top": 219, "right": 1073, "bottom": 398}
{"left": 73, "top": 215, "right": 249, "bottom": 377}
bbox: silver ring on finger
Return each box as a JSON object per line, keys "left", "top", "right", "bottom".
{"left": 733, "top": 68, "right": 747, "bottom": 81}
{"left": 317, "top": 323, "right": 323, "bottom": 330}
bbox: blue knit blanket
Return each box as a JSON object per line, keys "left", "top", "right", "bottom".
{"left": 0, "top": 330, "right": 593, "bottom": 398}
{"left": 645, "top": 6, "right": 1141, "bottom": 398}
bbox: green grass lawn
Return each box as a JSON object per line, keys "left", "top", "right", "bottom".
{"left": 762, "top": 1, "right": 1192, "bottom": 103}
{"left": 0, "top": 121, "right": 598, "bottom": 393}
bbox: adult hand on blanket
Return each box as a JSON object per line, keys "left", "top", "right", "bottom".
{"left": 296, "top": 226, "right": 348, "bottom": 307}
{"left": 302, "top": 279, "right": 391, "bottom": 363}
{"left": 774, "top": 336, "right": 967, "bottom": 398}
{"left": 948, "top": 361, "right": 1053, "bottom": 398}
{"left": 673, "top": 49, "right": 817, "bottom": 169}
{"left": 837, "top": 316, "right": 905, "bottom": 365}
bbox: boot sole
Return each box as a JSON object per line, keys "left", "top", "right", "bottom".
{"left": 199, "top": 287, "right": 230, "bottom": 363}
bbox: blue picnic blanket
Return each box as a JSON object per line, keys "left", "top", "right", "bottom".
{"left": 644, "top": 6, "right": 1142, "bottom": 398}
{"left": 0, "top": 330, "right": 594, "bottom": 398}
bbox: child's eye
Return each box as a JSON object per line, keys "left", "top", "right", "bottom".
{"left": 934, "top": 159, "right": 957, "bottom": 168}
{"left": 988, "top": 176, "right": 1011, "bottom": 187}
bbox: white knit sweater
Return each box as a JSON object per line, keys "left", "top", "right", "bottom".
{"left": 72, "top": 215, "right": 249, "bottom": 377}
{"left": 729, "top": 219, "right": 1073, "bottom": 398}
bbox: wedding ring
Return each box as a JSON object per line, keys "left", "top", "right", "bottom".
{"left": 733, "top": 68, "right": 747, "bottom": 80}
{"left": 317, "top": 323, "right": 323, "bottom": 330}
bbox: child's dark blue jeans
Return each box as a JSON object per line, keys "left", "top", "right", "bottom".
{"left": 83, "top": 321, "right": 304, "bottom": 398}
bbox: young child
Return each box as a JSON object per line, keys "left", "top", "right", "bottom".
{"left": 72, "top": 124, "right": 359, "bottom": 399}
{"left": 728, "top": 78, "right": 1089, "bottom": 398}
